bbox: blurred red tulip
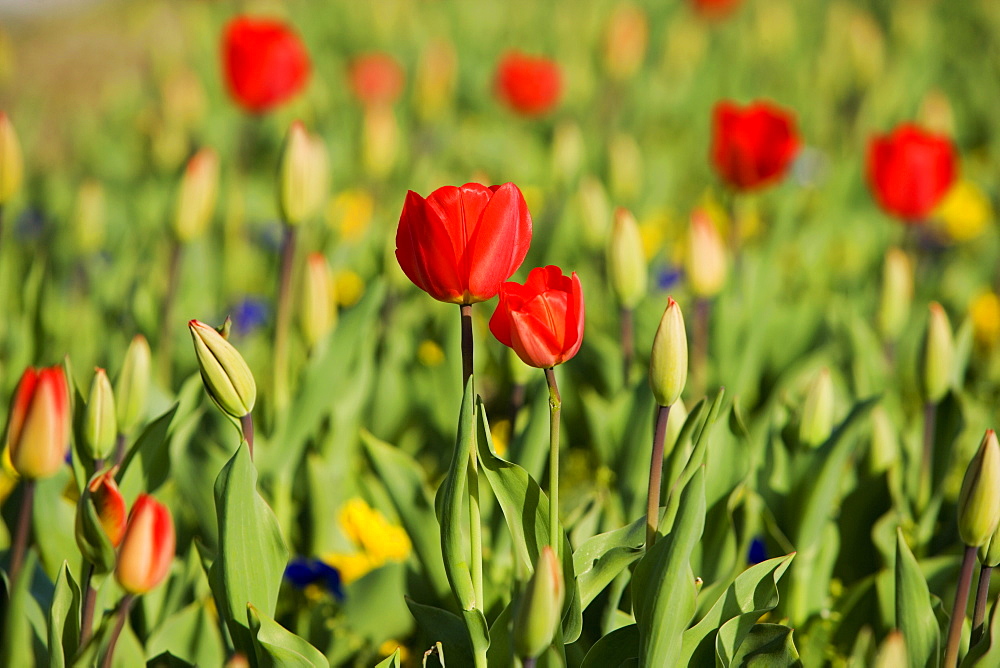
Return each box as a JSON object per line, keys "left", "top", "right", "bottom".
{"left": 115, "top": 494, "right": 176, "bottom": 595}
{"left": 88, "top": 469, "right": 127, "bottom": 547}
{"left": 495, "top": 52, "right": 562, "bottom": 116}
{"left": 222, "top": 17, "right": 310, "bottom": 113}
{"left": 349, "top": 53, "right": 405, "bottom": 107}
{"left": 395, "top": 183, "right": 532, "bottom": 304}
{"left": 6, "top": 366, "right": 70, "bottom": 479}
{"left": 690, "top": 0, "right": 742, "bottom": 19}
{"left": 866, "top": 124, "right": 957, "bottom": 222}
{"left": 490, "top": 266, "right": 585, "bottom": 369}
{"left": 711, "top": 100, "right": 800, "bottom": 191}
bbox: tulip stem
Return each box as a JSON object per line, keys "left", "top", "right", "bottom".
{"left": 9, "top": 478, "right": 35, "bottom": 584}
{"left": 240, "top": 413, "right": 255, "bottom": 461}
{"left": 945, "top": 545, "right": 977, "bottom": 667}
{"left": 80, "top": 562, "right": 97, "bottom": 649}
{"left": 459, "top": 303, "right": 483, "bottom": 610}
{"left": 523, "top": 657, "right": 537, "bottom": 668}
{"left": 620, "top": 306, "right": 634, "bottom": 386}
{"left": 973, "top": 564, "right": 993, "bottom": 645}
{"left": 460, "top": 304, "right": 474, "bottom": 386}
{"left": 113, "top": 433, "right": 127, "bottom": 468}
{"left": 101, "top": 594, "right": 134, "bottom": 668}
{"left": 646, "top": 404, "right": 671, "bottom": 549}
{"left": 157, "top": 239, "right": 183, "bottom": 388}
{"left": 544, "top": 368, "right": 562, "bottom": 551}
{"left": 919, "top": 400, "right": 937, "bottom": 511}
{"left": 273, "top": 224, "right": 298, "bottom": 418}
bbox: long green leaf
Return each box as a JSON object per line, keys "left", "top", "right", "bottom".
{"left": 405, "top": 598, "right": 474, "bottom": 668}
{"left": 116, "top": 404, "right": 178, "bottom": 504}
{"left": 581, "top": 624, "right": 639, "bottom": 668}
{"left": 728, "top": 624, "right": 802, "bottom": 666}
{"left": 247, "top": 604, "right": 328, "bottom": 668}
{"left": 895, "top": 529, "right": 940, "bottom": 668}
{"left": 47, "top": 561, "right": 81, "bottom": 668}
{"left": 439, "top": 376, "right": 476, "bottom": 612}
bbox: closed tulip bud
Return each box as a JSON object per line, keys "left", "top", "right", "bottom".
{"left": 603, "top": 3, "right": 648, "bottom": 80}
{"left": 799, "top": 368, "right": 834, "bottom": 448}
{"left": 513, "top": 546, "right": 564, "bottom": 661}
{"left": 115, "top": 494, "right": 175, "bottom": 594}
{"left": 874, "top": 631, "right": 907, "bottom": 668}
{"left": 0, "top": 112, "right": 23, "bottom": 205}
{"left": 609, "top": 133, "right": 642, "bottom": 202}
{"left": 686, "top": 209, "right": 728, "bottom": 297}
{"left": 85, "top": 368, "right": 116, "bottom": 461}
{"left": 608, "top": 208, "right": 647, "bottom": 309}
{"left": 189, "top": 320, "right": 256, "bottom": 418}
{"left": 72, "top": 179, "right": 106, "bottom": 254}
{"left": 301, "top": 252, "right": 336, "bottom": 349}
{"left": 877, "top": 248, "right": 913, "bottom": 341}
{"left": 649, "top": 297, "right": 688, "bottom": 407}
{"left": 957, "top": 430, "right": 1000, "bottom": 547}
{"left": 6, "top": 366, "right": 70, "bottom": 479}
{"left": 362, "top": 106, "right": 399, "bottom": 179}
{"left": 552, "top": 121, "right": 584, "bottom": 186}
{"left": 278, "top": 121, "right": 329, "bottom": 225}
{"left": 920, "top": 302, "right": 954, "bottom": 404}
{"left": 415, "top": 40, "right": 456, "bottom": 122}
{"left": 577, "top": 177, "right": 611, "bottom": 248}
{"left": 75, "top": 469, "right": 126, "bottom": 572}
{"left": 868, "top": 405, "right": 898, "bottom": 474}
{"left": 115, "top": 335, "right": 151, "bottom": 436}
{"left": 173, "top": 148, "right": 219, "bottom": 243}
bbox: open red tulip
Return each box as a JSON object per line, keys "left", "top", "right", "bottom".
{"left": 222, "top": 17, "right": 310, "bottom": 113}
{"left": 711, "top": 100, "right": 800, "bottom": 191}
{"left": 866, "top": 124, "right": 957, "bottom": 223}
{"left": 495, "top": 52, "right": 562, "bottom": 117}
{"left": 490, "top": 266, "right": 585, "bottom": 369}
{"left": 395, "top": 182, "right": 532, "bottom": 304}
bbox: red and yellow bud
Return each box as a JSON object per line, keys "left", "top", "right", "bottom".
{"left": 0, "top": 111, "right": 23, "bottom": 205}
{"left": 87, "top": 469, "right": 127, "bottom": 547}
{"left": 686, "top": 209, "right": 728, "bottom": 297}
{"left": 115, "top": 494, "right": 176, "bottom": 594}
{"left": 6, "top": 366, "right": 70, "bottom": 479}
{"left": 173, "top": 148, "right": 219, "bottom": 243}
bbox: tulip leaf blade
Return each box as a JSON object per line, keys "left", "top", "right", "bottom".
{"left": 581, "top": 623, "right": 639, "bottom": 668}
{"left": 728, "top": 623, "right": 801, "bottom": 667}
{"left": 895, "top": 529, "right": 940, "bottom": 668}
{"left": 117, "top": 403, "right": 178, "bottom": 505}
{"left": 373, "top": 648, "right": 402, "bottom": 668}
{"left": 405, "top": 597, "right": 475, "bottom": 668}
{"left": 47, "top": 560, "right": 82, "bottom": 668}
{"left": 247, "top": 603, "right": 328, "bottom": 668}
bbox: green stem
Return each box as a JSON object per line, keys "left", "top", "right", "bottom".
{"left": 101, "top": 595, "right": 134, "bottom": 668}
{"left": 79, "top": 562, "right": 97, "bottom": 649}
{"left": 945, "top": 546, "right": 977, "bottom": 667}
{"left": 460, "top": 303, "right": 483, "bottom": 610}
{"left": 113, "top": 433, "right": 127, "bottom": 468}
{"left": 9, "top": 479, "right": 35, "bottom": 584}
{"left": 240, "top": 413, "right": 255, "bottom": 461}
{"left": 919, "top": 400, "right": 937, "bottom": 511}
{"left": 973, "top": 564, "right": 993, "bottom": 645}
{"left": 544, "top": 367, "right": 562, "bottom": 551}
{"left": 646, "top": 404, "right": 671, "bottom": 548}
{"left": 157, "top": 240, "right": 183, "bottom": 388}
{"left": 273, "top": 224, "right": 298, "bottom": 417}
{"left": 620, "top": 306, "right": 633, "bottom": 387}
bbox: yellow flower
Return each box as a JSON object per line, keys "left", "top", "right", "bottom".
{"left": 417, "top": 340, "right": 445, "bottom": 367}
{"left": 491, "top": 420, "right": 510, "bottom": 458}
{"left": 326, "top": 189, "right": 374, "bottom": 242}
{"left": 936, "top": 180, "right": 992, "bottom": 242}
{"left": 971, "top": 292, "right": 1000, "bottom": 349}
{"left": 323, "top": 552, "right": 376, "bottom": 585}
{"left": 324, "top": 498, "right": 412, "bottom": 584}
{"left": 334, "top": 270, "right": 365, "bottom": 308}
{"left": 638, "top": 211, "right": 669, "bottom": 260}
{"left": 378, "top": 642, "right": 409, "bottom": 663}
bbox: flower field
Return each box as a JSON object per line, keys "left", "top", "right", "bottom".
{"left": 2, "top": 0, "right": 1000, "bottom": 666}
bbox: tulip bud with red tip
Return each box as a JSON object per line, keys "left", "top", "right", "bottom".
{"left": 395, "top": 182, "right": 532, "bottom": 305}
{"left": 87, "top": 470, "right": 127, "bottom": 547}
{"left": 115, "top": 494, "right": 176, "bottom": 595}
{"left": 866, "top": 124, "right": 956, "bottom": 222}
{"left": 495, "top": 52, "right": 562, "bottom": 117}
{"left": 6, "top": 366, "right": 70, "bottom": 479}
{"left": 221, "top": 17, "right": 310, "bottom": 113}
{"left": 710, "top": 100, "right": 800, "bottom": 191}
{"left": 0, "top": 111, "right": 23, "bottom": 205}
{"left": 690, "top": 0, "right": 742, "bottom": 20}
{"left": 490, "top": 266, "right": 585, "bottom": 369}
{"left": 76, "top": 469, "right": 127, "bottom": 572}
{"left": 348, "top": 53, "right": 405, "bottom": 108}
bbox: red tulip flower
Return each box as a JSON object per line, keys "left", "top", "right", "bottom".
{"left": 490, "top": 266, "right": 585, "bottom": 369}
{"left": 115, "top": 494, "right": 176, "bottom": 595}
{"left": 711, "top": 100, "right": 800, "bottom": 191}
{"left": 222, "top": 17, "right": 310, "bottom": 113}
{"left": 495, "top": 52, "right": 562, "bottom": 117}
{"left": 866, "top": 124, "right": 957, "bottom": 222}
{"left": 690, "top": 0, "right": 742, "bottom": 19}
{"left": 349, "top": 53, "right": 405, "bottom": 107}
{"left": 395, "top": 183, "right": 532, "bottom": 304}
{"left": 6, "top": 366, "right": 70, "bottom": 479}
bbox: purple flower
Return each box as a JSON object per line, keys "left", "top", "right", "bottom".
{"left": 230, "top": 297, "right": 269, "bottom": 336}
{"left": 284, "top": 557, "right": 344, "bottom": 601}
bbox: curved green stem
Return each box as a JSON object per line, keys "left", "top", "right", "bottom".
{"left": 945, "top": 546, "right": 977, "bottom": 667}
{"left": 101, "top": 595, "right": 135, "bottom": 668}
{"left": 973, "top": 564, "right": 993, "bottom": 646}
{"left": 9, "top": 479, "right": 35, "bottom": 584}
{"left": 544, "top": 368, "right": 562, "bottom": 551}
{"left": 459, "top": 304, "right": 483, "bottom": 610}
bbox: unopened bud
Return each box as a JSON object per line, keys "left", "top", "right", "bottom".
{"left": 577, "top": 176, "right": 611, "bottom": 247}
{"left": 115, "top": 494, "right": 176, "bottom": 594}
{"left": 608, "top": 208, "right": 647, "bottom": 309}
{"left": 173, "top": 148, "right": 219, "bottom": 243}
{"left": 362, "top": 106, "right": 399, "bottom": 179}
{"left": 115, "top": 335, "right": 151, "bottom": 436}
{"left": 877, "top": 248, "right": 913, "bottom": 342}
{"left": 868, "top": 405, "right": 898, "bottom": 474}
{"left": 799, "top": 368, "right": 834, "bottom": 448}
{"left": 552, "top": 121, "right": 584, "bottom": 186}
{"left": 957, "top": 430, "right": 1000, "bottom": 547}
{"left": 603, "top": 3, "right": 648, "bottom": 80}
{"left": 85, "top": 368, "right": 116, "bottom": 461}
{"left": 920, "top": 302, "right": 954, "bottom": 404}
{"left": 649, "top": 297, "right": 688, "bottom": 407}
{"left": 278, "top": 121, "right": 329, "bottom": 225}
{"left": 609, "top": 133, "right": 642, "bottom": 202}
{"left": 0, "top": 112, "right": 23, "bottom": 204}
{"left": 513, "top": 546, "right": 564, "bottom": 661}
{"left": 415, "top": 40, "right": 456, "bottom": 122}
{"left": 686, "top": 209, "right": 727, "bottom": 298}
{"left": 72, "top": 179, "right": 106, "bottom": 254}
{"left": 188, "top": 319, "right": 256, "bottom": 418}
{"left": 301, "top": 253, "right": 336, "bottom": 350}
{"left": 873, "top": 631, "right": 907, "bottom": 668}
{"left": 6, "top": 366, "right": 70, "bottom": 479}
{"left": 75, "top": 468, "right": 126, "bottom": 573}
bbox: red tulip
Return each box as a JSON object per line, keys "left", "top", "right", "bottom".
{"left": 222, "top": 17, "right": 310, "bottom": 113}
{"left": 6, "top": 366, "right": 70, "bottom": 479}
{"left": 115, "top": 494, "right": 176, "bottom": 595}
{"left": 711, "top": 100, "right": 800, "bottom": 191}
{"left": 689, "top": 0, "right": 742, "bottom": 19}
{"left": 495, "top": 52, "right": 562, "bottom": 117}
{"left": 490, "top": 266, "right": 585, "bottom": 369}
{"left": 349, "top": 53, "right": 405, "bottom": 107}
{"left": 395, "top": 183, "right": 532, "bottom": 304}
{"left": 87, "top": 469, "right": 127, "bottom": 547}
{"left": 866, "top": 124, "right": 957, "bottom": 222}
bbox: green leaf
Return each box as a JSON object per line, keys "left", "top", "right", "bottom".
{"left": 33, "top": 470, "right": 80, "bottom": 580}
{"left": 632, "top": 468, "right": 706, "bottom": 667}
{"left": 572, "top": 515, "right": 644, "bottom": 609}
{"left": 439, "top": 376, "right": 477, "bottom": 611}
{"left": 405, "top": 598, "right": 474, "bottom": 668}
{"left": 682, "top": 554, "right": 795, "bottom": 666}
{"left": 341, "top": 562, "right": 413, "bottom": 645}
{"left": 373, "top": 649, "right": 401, "bottom": 668}
{"left": 962, "top": 593, "right": 1000, "bottom": 667}
{"left": 145, "top": 651, "right": 196, "bottom": 667}
{"left": 581, "top": 624, "right": 639, "bottom": 668}
{"left": 895, "top": 529, "right": 940, "bottom": 668}
{"left": 728, "top": 624, "right": 801, "bottom": 667}
{"left": 145, "top": 602, "right": 224, "bottom": 668}
{"left": 117, "top": 404, "right": 178, "bottom": 505}
{"left": 48, "top": 561, "right": 82, "bottom": 668}
{"left": 209, "top": 441, "right": 288, "bottom": 658}
{"left": 2, "top": 553, "right": 47, "bottom": 667}
{"left": 485, "top": 602, "right": 513, "bottom": 668}
{"left": 475, "top": 397, "right": 583, "bottom": 643}
{"left": 247, "top": 604, "right": 328, "bottom": 668}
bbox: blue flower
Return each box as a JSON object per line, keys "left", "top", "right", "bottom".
{"left": 656, "top": 265, "right": 683, "bottom": 291}
{"left": 230, "top": 297, "right": 270, "bottom": 336}
{"left": 284, "top": 558, "right": 344, "bottom": 601}
{"left": 747, "top": 536, "right": 768, "bottom": 565}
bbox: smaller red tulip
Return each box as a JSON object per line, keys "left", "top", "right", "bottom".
{"left": 6, "top": 366, "right": 70, "bottom": 479}
{"left": 87, "top": 469, "right": 127, "bottom": 547}
{"left": 222, "top": 17, "right": 310, "bottom": 113}
{"left": 349, "top": 53, "right": 405, "bottom": 107}
{"left": 495, "top": 52, "right": 562, "bottom": 117}
{"left": 689, "top": 0, "right": 742, "bottom": 19}
{"left": 115, "top": 494, "right": 176, "bottom": 595}
{"left": 866, "top": 124, "right": 957, "bottom": 223}
{"left": 711, "top": 100, "right": 800, "bottom": 191}
{"left": 490, "top": 266, "right": 585, "bottom": 369}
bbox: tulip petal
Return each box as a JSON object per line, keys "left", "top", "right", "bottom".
{"left": 395, "top": 190, "right": 465, "bottom": 302}
{"left": 510, "top": 309, "right": 562, "bottom": 368}
{"left": 466, "top": 183, "right": 532, "bottom": 301}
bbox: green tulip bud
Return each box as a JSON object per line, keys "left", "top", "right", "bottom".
{"left": 877, "top": 247, "right": 912, "bottom": 342}
{"left": 957, "top": 430, "right": 1000, "bottom": 547}
{"left": 115, "top": 335, "right": 151, "bottom": 435}
{"left": 513, "top": 546, "right": 564, "bottom": 661}
{"left": 920, "top": 302, "right": 954, "bottom": 404}
{"left": 609, "top": 132, "right": 642, "bottom": 202}
{"left": 577, "top": 176, "right": 611, "bottom": 248}
{"left": 552, "top": 121, "right": 584, "bottom": 186}
{"left": 278, "top": 121, "right": 329, "bottom": 225}
{"left": 173, "top": 148, "right": 219, "bottom": 243}
{"left": 72, "top": 179, "right": 106, "bottom": 254}
{"left": 301, "top": 252, "right": 336, "bottom": 350}
{"left": 686, "top": 209, "right": 728, "bottom": 298}
{"left": 85, "top": 368, "right": 116, "bottom": 460}
{"left": 799, "top": 367, "right": 834, "bottom": 448}
{"left": 607, "top": 207, "right": 647, "bottom": 309}
{"left": 362, "top": 106, "right": 398, "bottom": 179}
{"left": 868, "top": 405, "right": 898, "bottom": 474}
{"left": 188, "top": 319, "right": 256, "bottom": 418}
{"left": 649, "top": 297, "right": 688, "bottom": 407}
{"left": 873, "top": 631, "right": 907, "bottom": 668}
{"left": 0, "top": 111, "right": 23, "bottom": 205}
